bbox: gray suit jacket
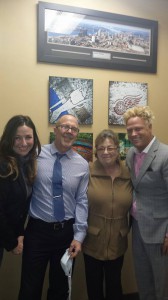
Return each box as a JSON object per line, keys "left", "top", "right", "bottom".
{"left": 126, "top": 138, "right": 168, "bottom": 243}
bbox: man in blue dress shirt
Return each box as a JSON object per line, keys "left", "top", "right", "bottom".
{"left": 18, "top": 114, "right": 89, "bottom": 300}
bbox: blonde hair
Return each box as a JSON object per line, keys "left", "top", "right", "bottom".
{"left": 123, "top": 106, "right": 155, "bottom": 125}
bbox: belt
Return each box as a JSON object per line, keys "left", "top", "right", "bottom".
{"left": 28, "top": 217, "right": 75, "bottom": 231}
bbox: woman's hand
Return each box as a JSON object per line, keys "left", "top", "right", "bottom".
{"left": 11, "top": 236, "right": 24, "bottom": 255}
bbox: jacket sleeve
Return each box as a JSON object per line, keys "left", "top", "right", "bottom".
{"left": 0, "top": 177, "right": 18, "bottom": 251}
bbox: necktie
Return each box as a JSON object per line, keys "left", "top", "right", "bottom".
{"left": 131, "top": 152, "right": 146, "bottom": 219}
{"left": 52, "top": 153, "right": 65, "bottom": 221}
{"left": 134, "top": 152, "right": 146, "bottom": 177}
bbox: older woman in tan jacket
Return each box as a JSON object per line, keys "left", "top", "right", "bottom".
{"left": 83, "top": 129, "right": 132, "bottom": 300}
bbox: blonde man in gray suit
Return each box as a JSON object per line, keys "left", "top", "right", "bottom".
{"left": 123, "top": 106, "right": 168, "bottom": 300}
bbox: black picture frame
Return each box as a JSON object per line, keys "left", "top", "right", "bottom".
{"left": 37, "top": 2, "right": 158, "bottom": 73}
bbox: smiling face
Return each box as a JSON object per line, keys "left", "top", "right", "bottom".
{"left": 54, "top": 115, "right": 79, "bottom": 153}
{"left": 96, "top": 137, "right": 119, "bottom": 168}
{"left": 13, "top": 125, "right": 34, "bottom": 156}
{"left": 126, "top": 116, "right": 153, "bottom": 152}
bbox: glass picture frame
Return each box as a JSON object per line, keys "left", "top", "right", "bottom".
{"left": 37, "top": 1, "right": 158, "bottom": 73}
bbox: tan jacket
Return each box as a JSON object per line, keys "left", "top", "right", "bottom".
{"left": 82, "top": 159, "right": 132, "bottom": 260}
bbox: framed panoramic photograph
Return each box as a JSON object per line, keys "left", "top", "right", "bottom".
{"left": 108, "top": 81, "right": 148, "bottom": 125}
{"left": 37, "top": 2, "right": 158, "bottom": 73}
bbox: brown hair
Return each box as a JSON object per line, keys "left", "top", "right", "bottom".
{"left": 0, "top": 115, "right": 41, "bottom": 184}
{"left": 95, "top": 129, "right": 119, "bottom": 158}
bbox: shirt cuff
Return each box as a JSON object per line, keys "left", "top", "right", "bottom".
{"left": 73, "top": 230, "right": 86, "bottom": 243}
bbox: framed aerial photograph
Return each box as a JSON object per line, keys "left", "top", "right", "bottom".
{"left": 37, "top": 2, "right": 158, "bottom": 73}
{"left": 108, "top": 81, "right": 148, "bottom": 125}
{"left": 49, "top": 76, "right": 93, "bottom": 124}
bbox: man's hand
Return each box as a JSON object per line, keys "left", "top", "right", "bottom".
{"left": 68, "top": 240, "right": 81, "bottom": 258}
{"left": 162, "top": 237, "right": 168, "bottom": 255}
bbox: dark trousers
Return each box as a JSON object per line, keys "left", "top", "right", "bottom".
{"left": 18, "top": 217, "right": 74, "bottom": 300}
{"left": 83, "top": 253, "right": 124, "bottom": 300}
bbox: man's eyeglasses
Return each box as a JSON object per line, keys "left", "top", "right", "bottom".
{"left": 96, "top": 146, "right": 118, "bottom": 154}
{"left": 56, "top": 124, "right": 79, "bottom": 134}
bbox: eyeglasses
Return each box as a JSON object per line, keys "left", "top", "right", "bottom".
{"left": 96, "top": 146, "right": 118, "bottom": 154}
{"left": 56, "top": 124, "right": 79, "bottom": 134}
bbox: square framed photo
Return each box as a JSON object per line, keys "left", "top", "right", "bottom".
{"left": 118, "top": 132, "right": 132, "bottom": 160}
{"left": 49, "top": 76, "right": 93, "bottom": 125}
{"left": 108, "top": 81, "right": 148, "bottom": 125}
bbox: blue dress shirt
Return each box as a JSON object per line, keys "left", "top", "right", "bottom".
{"left": 29, "top": 142, "right": 89, "bottom": 243}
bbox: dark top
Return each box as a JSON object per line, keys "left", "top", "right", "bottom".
{"left": 0, "top": 161, "right": 32, "bottom": 251}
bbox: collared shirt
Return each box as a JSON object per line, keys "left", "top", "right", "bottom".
{"left": 131, "top": 136, "right": 156, "bottom": 219}
{"left": 29, "top": 142, "right": 89, "bottom": 243}
{"left": 134, "top": 136, "right": 156, "bottom": 155}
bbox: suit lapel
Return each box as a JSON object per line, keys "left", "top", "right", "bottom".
{"left": 133, "top": 139, "right": 159, "bottom": 187}
{"left": 126, "top": 147, "right": 135, "bottom": 178}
